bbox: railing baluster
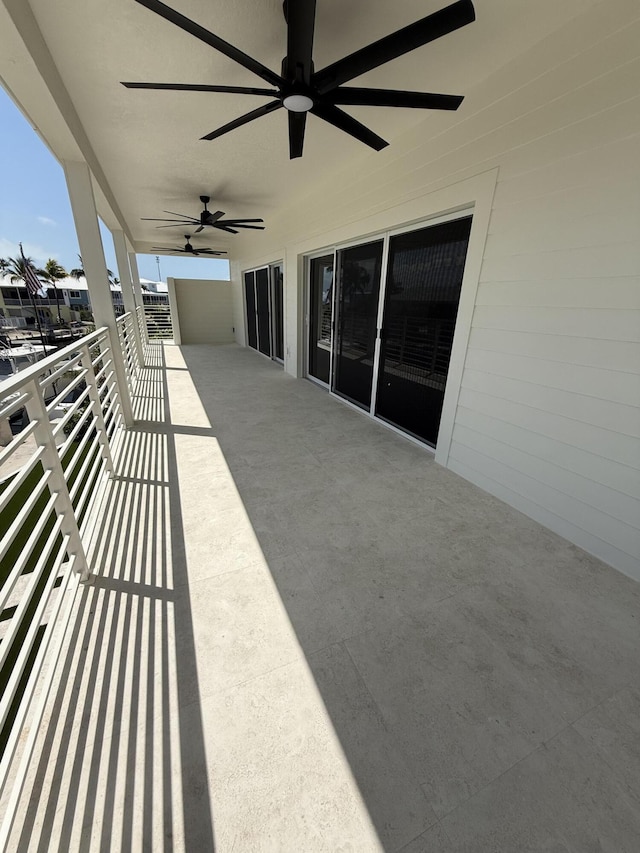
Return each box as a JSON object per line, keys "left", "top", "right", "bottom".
{"left": 24, "top": 378, "right": 91, "bottom": 583}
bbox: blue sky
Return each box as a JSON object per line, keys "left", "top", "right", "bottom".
{"left": 0, "top": 87, "right": 229, "bottom": 282}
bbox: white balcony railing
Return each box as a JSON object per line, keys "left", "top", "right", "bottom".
{"left": 0, "top": 319, "right": 136, "bottom": 843}
{"left": 143, "top": 305, "right": 173, "bottom": 340}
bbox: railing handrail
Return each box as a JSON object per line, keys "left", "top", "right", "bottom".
{"left": 0, "top": 321, "right": 120, "bottom": 398}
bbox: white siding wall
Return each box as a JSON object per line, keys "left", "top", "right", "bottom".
{"left": 233, "top": 1, "right": 640, "bottom": 577}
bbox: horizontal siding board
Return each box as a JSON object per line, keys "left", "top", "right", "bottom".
{"left": 456, "top": 387, "right": 640, "bottom": 469}
{"left": 455, "top": 405, "right": 640, "bottom": 500}
{"left": 474, "top": 279, "right": 640, "bottom": 311}
{"left": 464, "top": 348, "right": 640, "bottom": 406}
{"left": 471, "top": 306, "right": 640, "bottom": 342}
{"left": 492, "top": 134, "right": 640, "bottom": 207}
{"left": 448, "top": 441, "right": 640, "bottom": 560}
{"left": 452, "top": 422, "right": 640, "bottom": 528}
{"left": 480, "top": 243, "right": 640, "bottom": 282}
{"left": 461, "top": 369, "right": 640, "bottom": 437}
{"left": 447, "top": 457, "right": 640, "bottom": 581}
{"left": 467, "top": 327, "right": 640, "bottom": 373}
{"left": 484, "top": 213, "right": 640, "bottom": 260}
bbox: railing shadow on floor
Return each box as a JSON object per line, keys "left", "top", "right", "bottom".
{"left": 12, "top": 345, "right": 215, "bottom": 852}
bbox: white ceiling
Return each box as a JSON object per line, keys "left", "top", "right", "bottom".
{"left": 3, "top": 0, "right": 599, "bottom": 256}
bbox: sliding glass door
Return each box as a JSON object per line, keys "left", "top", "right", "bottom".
{"left": 255, "top": 267, "right": 271, "bottom": 357}
{"left": 332, "top": 240, "right": 383, "bottom": 409}
{"left": 244, "top": 271, "right": 258, "bottom": 350}
{"left": 244, "top": 264, "right": 284, "bottom": 364}
{"left": 375, "top": 217, "right": 472, "bottom": 446}
{"left": 308, "top": 254, "right": 334, "bottom": 385}
{"left": 271, "top": 263, "right": 284, "bottom": 362}
{"left": 305, "top": 213, "right": 472, "bottom": 448}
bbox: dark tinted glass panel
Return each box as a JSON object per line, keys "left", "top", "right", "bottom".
{"left": 256, "top": 268, "right": 271, "bottom": 356}
{"left": 308, "top": 255, "right": 333, "bottom": 384}
{"left": 333, "top": 241, "right": 383, "bottom": 409}
{"left": 244, "top": 271, "right": 257, "bottom": 349}
{"left": 375, "top": 216, "right": 472, "bottom": 446}
{"left": 271, "top": 264, "right": 284, "bottom": 361}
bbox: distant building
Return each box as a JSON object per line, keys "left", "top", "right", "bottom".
{"left": 0, "top": 274, "right": 168, "bottom": 326}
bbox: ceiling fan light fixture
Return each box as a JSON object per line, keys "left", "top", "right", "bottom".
{"left": 282, "top": 93, "right": 314, "bottom": 112}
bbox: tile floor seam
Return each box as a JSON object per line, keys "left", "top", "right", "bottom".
{"left": 340, "top": 640, "right": 443, "bottom": 832}
{"left": 395, "top": 818, "right": 453, "bottom": 853}
{"left": 433, "top": 724, "right": 575, "bottom": 823}
{"left": 177, "top": 559, "right": 265, "bottom": 589}
{"left": 190, "top": 656, "right": 302, "bottom": 704}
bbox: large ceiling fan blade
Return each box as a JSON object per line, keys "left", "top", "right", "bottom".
{"left": 201, "top": 100, "right": 283, "bottom": 141}
{"left": 122, "top": 82, "right": 279, "bottom": 96}
{"left": 330, "top": 87, "right": 464, "bottom": 110}
{"left": 220, "top": 223, "right": 265, "bottom": 230}
{"left": 213, "top": 224, "right": 240, "bottom": 234}
{"left": 141, "top": 216, "right": 191, "bottom": 222}
{"left": 162, "top": 209, "right": 198, "bottom": 219}
{"left": 313, "top": 0, "right": 475, "bottom": 94}
{"left": 286, "top": 0, "right": 316, "bottom": 84}
{"left": 310, "top": 104, "right": 388, "bottom": 151}
{"left": 220, "top": 218, "right": 265, "bottom": 224}
{"left": 288, "top": 110, "right": 307, "bottom": 159}
{"left": 194, "top": 225, "right": 205, "bottom": 233}
{"left": 205, "top": 210, "right": 226, "bottom": 224}
{"left": 132, "top": 0, "right": 283, "bottom": 87}
{"left": 155, "top": 223, "right": 194, "bottom": 228}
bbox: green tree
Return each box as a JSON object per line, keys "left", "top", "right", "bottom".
{"left": 69, "top": 254, "right": 118, "bottom": 285}
{"left": 42, "top": 258, "right": 67, "bottom": 325}
{"left": 1, "top": 255, "right": 46, "bottom": 288}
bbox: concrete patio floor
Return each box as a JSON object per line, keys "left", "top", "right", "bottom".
{"left": 6, "top": 342, "right": 640, "bottom": 851}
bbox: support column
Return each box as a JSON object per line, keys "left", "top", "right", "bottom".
{"left": 166, "top": 276, "right": 181, "bottom": 345}
{"left": 112, "top": 228, "right": 144, "bottom": 364}
{"left": 127, "top": 250, "right": 148, "bottom": 343}
{"left": 63, "top": 159, "right": 134, "bottom": 427}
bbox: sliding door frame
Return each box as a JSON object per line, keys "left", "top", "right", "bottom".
{"left": 304, "top": 206, "right": 476, "bottom": 452}
{"left": 304, "top": 248, "right": 336, "bottom": 389}
{"left": 243, "top": 261, "right": 285, "bottom": 364}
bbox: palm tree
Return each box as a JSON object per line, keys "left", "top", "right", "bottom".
{"left": 1, "top": 254, "right": 48, "bottom": 346}
{"left": 2, "top": 254, "right": 46, "bottom": 288}
{"left": 42, "top": 258, "right": 67, "bottom": 325}
{"left": 69, "top": 254, "right": 118, "bottom": 285}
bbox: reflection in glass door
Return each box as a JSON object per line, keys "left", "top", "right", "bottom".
{"left": 332, "top": 240, "right": 383, "bottom": 410}
{"left": 375, "top": 216, "right": 472, "bottom": 446}
{"left": 244, "top": 270, "right": 258, "bottom": 350}
{"left": 308, "top": 255, "right": 334, "bottom": 385}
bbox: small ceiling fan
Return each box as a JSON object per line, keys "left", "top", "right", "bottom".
{"left": 142, "top": 195, "right": 265, "bottom": 234}
{"left": 123, "top": 0, "right": 475, "bottom": 159}
{"left": 151, "top": 235, "right": 227, "bottom": 256}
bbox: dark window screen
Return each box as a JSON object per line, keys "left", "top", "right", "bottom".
{"left": 255, "top": 268, "right": 271, "bottom": 356}
{"left": 332, "top": 241, "right": 383, "bottom": 410}
{"left": 272, "top": 264, "right": 284, "bottom": 361}
{"left": 244, "top": 271, "right": 257, "bottom": 349}
{"left": 375, "top": 216, "right": 472, "bottom": 446}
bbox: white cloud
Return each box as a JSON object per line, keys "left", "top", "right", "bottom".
{"left": 0, "top": 237, "right": 58, "bottom": 263}
{"left": 37, "top": 216, "right": 57, "bottom": 227}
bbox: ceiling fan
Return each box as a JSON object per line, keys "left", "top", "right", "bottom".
{"left": 151, "top": 235, "right": 228, "bottom": 256}
{"left": 142, "top": 195, "right": 265, "bottom": 234}
{"left": 123, "top": 0, "right": 475, "bottom": 159}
